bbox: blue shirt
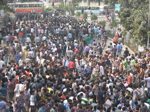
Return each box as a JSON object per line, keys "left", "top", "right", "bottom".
{"left": 0, "top": 101, "right": 7, "bottom": 111}
{"left": 5, "top": 36, "right": 10, "bottom": 41}
{"left": 117, "top": 45, "right": 122, "bottom": 51}
{"left": 101, "top": 28, "right": 105, "bottom": 34}
{"left": 16, "top": 54, "right": 21, "bottom": 62}
{"left": 38, "top": 107, "right": 45, "bottom": 112}
{"left": 65, "top": 59, "right": 69, "bottom": 67}
{"left": 0, "top": 34, "right": 2, "bottom": 39}
{"left": 0, "top": 88, "right": 7, "bottom": 96}
{"left": 94, "top": 28, "right": 99, "bottom": 33}
{"left": 67, "top": 33, "right": 72, "bottom": 38}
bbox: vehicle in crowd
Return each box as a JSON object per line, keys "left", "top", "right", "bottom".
{"left": 7, "top": 2, "right": 44, "bottom": 13}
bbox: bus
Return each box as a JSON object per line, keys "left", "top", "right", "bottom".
{"left": 7, "top": 2, "right": 44, "bottom": 13}
{"left": 75, "top": 6, "right": 100, "bottom": 14}
{"left": 75, "top": 5, "right": 114, "bottom": 15}
{"left": 75, "top": 6, "right": 89, "bottom": 14}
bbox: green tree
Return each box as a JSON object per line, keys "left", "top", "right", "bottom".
{"left": 102, "top": 0, "right": 109, "bottom": 4}
{"left": 102, "top": 0, "right": 118, "bottom": 7}
{"left": 75, "top": 12, "right": 81, "bottom": 20}
{"left": 0, "top": 0, "right": 13, "bottom": 12}
{"left": 91, "top": 14, "right": 98, "bottom": 21}
{"left": 82, "top": 12, "right": 87, "bottom": 20}
{"left": 99, "top": 21, "right": 106, "bottom": 27}
{"left": 110, "top": 20, "right": 118, "bottom": 29}
{"left": 118, "top": 0, "right": 149, "bottom": 45}
{"left": 110, "top": 20, "right": 118, "bottom": 34}
{"left": 122, "top": 30, "right": 127, "bottom": 36}
{"left": 59, "top": 0, "right": 80, "bottom": 15}
{"left": 106, "top": 0, "right": 149, "bottom": 45}
{"left": 75, "top": 12, "right": 80, "bottom": 17}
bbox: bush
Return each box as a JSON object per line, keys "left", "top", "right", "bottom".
{"left": 91, "top": 14, "right": 98, "bottom": 21}
{"left": 109, "top": 20, "right": 118, "bottom": 29}
{"left": 148, "top": 31, "right": 150, "bottom": 36}
{"left": 99, "top": 21, "right": 106, "bottom": 27}
{"left": 122, "top": 30, "right": 127, "bottom": 36}
{"left": 107, "top": 30, "right": 114, "bottom": 38}
{"left": 82, "top": 12, "right": 87, "bottom": 20}
{"left": 75, "top": 12, "right": 80, "bottom": 17}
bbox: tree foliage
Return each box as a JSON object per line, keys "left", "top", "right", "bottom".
{"left": 82, "top": 13, "right": 87, "bottom": 20}
{"left": 0, "top": 0, "right": 14, "bottom": 12}
{"left": 119, "top": 0, "right": 149, "bottom": 44}
{"left": 99, "top": 21, "right": 106, "bottom": 27}
{"left": 59, "top": 0, "right": 80, "bottom": 15}
{"left": 75, "top": 12, "right": 81, "bottom": 17}
{"left": 91, "top": 14, "right": 98, "bottom": 21}
{"left": 106, "top": 0, "right": 149, "bottom": 45}
{"left": 109, "top": 20, "right": 118, "bottom": 29}
{"left": 102, "top": 0, "right": 118, "bottom": 7}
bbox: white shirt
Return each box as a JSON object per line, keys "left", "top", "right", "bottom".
{"left": 30, "top": 95, "right": 35, "bottom": 106}
{"left": 42, "top": 36, "right": 47, "bottom": 41}
{"left": 14, "top": 84, "right": 25, "bottom": 97}
{"left": 0, "top": 60, "right": 5, "bottom": 69}
{"left": 28, "top": 51, "right": 34, "bottom": 58}
{"left": 31, "top": 28, "right": 34, "bottom": 33}
{"left": 144, "top": 77, "right": 150, "bottom": 88}
{"left": 19, "top": 59, "right": 23, "bottom": 66}
{"left": 26, "top": 37, "right": 31, "bottom": 43}
{"left": 100, "top": 66, "right": 104, "bottom": 75}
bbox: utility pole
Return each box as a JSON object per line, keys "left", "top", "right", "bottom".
{"left": 88, "top": 0, "right": 90, "bottom": 6}
{"left": 147, "top": 0, "right": 150, "bottom": 49}
{"left": 98, "top": 0, "right": 100, "bottom": 6}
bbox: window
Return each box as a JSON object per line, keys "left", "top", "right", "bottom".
{"left": 91, "top": 7, "right": 99, "bottom": 10}
{"left": 29, "top": 4, "right": 33, "bottom": 7}
{"left": 15, "top": 4, "right": 19, "bottom": 8}
{"left": 23, "top": 4, "right": 29, "bottom": 8}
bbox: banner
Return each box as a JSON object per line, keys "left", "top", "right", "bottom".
{"left": 0, "top": 10, "right": 4, "bottom": 18}
{"left": 115, "top": 4, "right": 121, "bottom": 11}
{"left": 138, "top": 45, "right": 144, "bottom": 52}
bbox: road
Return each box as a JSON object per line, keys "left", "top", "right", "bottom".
{"left": 92, "top": 20, "right": 135, "bottom": 55}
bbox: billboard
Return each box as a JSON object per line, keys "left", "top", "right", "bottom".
{"left": 115, "top": 4, "right": 121, "bottom": 11}
{"left": 0, "top": 10, "right": 4, "bottom": 18}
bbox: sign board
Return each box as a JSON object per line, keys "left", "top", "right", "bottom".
{"left": 138, "top": 45, "right": 145, "bottom": 52}
{"left": 115, "top": 4, "right": 121, "bottom": 11}
{"left": 0, "top": 10, "right": 4, "bottom": 18}
{"left": 66, "top": 11, "right": 69, "bottom": 16}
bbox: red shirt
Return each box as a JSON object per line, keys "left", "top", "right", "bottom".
{"left": 68, "top": 61, "right": 75, "bottom": 68}
{"left": 18, "top": 32, "right": 23, "bottom": 38}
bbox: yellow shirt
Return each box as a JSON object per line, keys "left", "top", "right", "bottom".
{"left": 47, "top": 87, "right": 53, "bottom": 94}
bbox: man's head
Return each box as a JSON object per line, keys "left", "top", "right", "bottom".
{"left": 20, "top": 91, "right": 24, "bottom": 96}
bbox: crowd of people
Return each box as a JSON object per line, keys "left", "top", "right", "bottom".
{"left": 0, "top": 11, "right": 150, "bottom": 112}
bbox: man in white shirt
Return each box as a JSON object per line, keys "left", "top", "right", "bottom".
{"left": 18, "top": 58, "right": 23, "bottom": 66}
{"left": 144, "top": 73, "right": 150, "bottom": 95}
{"left": 14, "top": 81, "right": 25, "bottom": 97}
{"left": 100, "top": 64, "right": 104, "bottom": 75}
{"left": 26, "top": 37, "right": 31, "bottom": 43}
{"left": 42, "top": 35, "right": 47, "bottom": 41}
{"left": 0, "top": 59, "right": 5, "bottom": 69}
{"left": 28, "top": 50, "right": 34, "bottom": 58}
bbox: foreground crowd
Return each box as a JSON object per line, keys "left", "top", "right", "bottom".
{"left": 0, "top": 12, "right": 150, "bottom": 112}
